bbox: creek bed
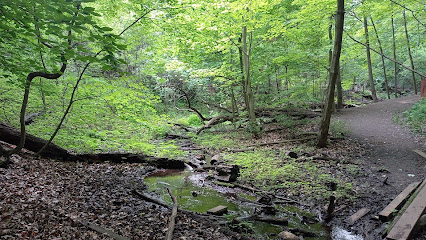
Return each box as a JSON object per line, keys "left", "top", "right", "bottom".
{"left": 144, "top": 168, "right": 336, "bottom": 239}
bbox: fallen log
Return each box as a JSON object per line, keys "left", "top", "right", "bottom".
{"left": 79, "top": 153, "right": 185, "bottom": 169}
{"left": 196, "top": 115, "right": 233, "bottom": 135}
{"left": 165, "top": 187, "right": 178, "bottom": 240}
{"left": 0, "top": 122, "right": 76, "bottom": 160}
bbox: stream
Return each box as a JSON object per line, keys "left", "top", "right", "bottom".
{"left": 144, "top": 168, "right": 363, "bottom": 240}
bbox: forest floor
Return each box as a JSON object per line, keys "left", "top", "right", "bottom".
{"left": 0, "top": 95, "right": 425, "bottom": 240}
{"left": 0, "top": 145, "right": 242, "bottom": 240}
{"left": 331, "top": 94, "right": 426, "bottom": 239}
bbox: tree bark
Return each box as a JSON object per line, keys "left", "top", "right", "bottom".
{"left": 371, "top": 17, "right": 390, "bottom": 99}
{"left": 241, "top": 25, "right": 257, "bottom": 133}
{"left": 403, "top": 9, "right": 418, "bottom": 94}
{"left": 317, "top": 0, "right": 345, "bottom": 148}
{"left": 238, "top": 37, "right": 248, "bottom": 109}
{"left": 392, "top": 17, "right": 398, "bottom": 98}
{"left": 364, "top": 16, "right": 378, "bottom": 102}
{"left": 336, "top": 66, "right": 343, "bottom": 109}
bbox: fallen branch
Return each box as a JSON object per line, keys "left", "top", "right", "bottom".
{"left": 345, "top": 31, "right": 426, "bottom": 78}
{"left": 225, "top": 147, "right": 255, "bottom": 152}
{"left": 132, "top": 189, "right": 169, "bottom": 208}
{"left": 236, "top": 214, "right": 288, "bottom": 225}
{"left": 78, "top": 219, "right": 130, "bottom": 240}
{"left": 131, "top": 189, "right": 222, "bottom": 220}
{"left": 246, "top": 136, "right": 317, "bottom": 147}
{"left": 165, "top": 187, "right": 178, "bottom": 240}
{"left": 196, "top": 115, "right": 233, "bottom": 135}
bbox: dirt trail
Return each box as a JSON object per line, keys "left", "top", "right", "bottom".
{"left": 335, "top": 95, "right": 425, "bottom": 191}
{"left": 334, "top": 95, "right": 425, "bottom": 239}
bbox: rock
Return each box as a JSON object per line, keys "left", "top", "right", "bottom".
{"left": 210, "top": 154, "right": 220, "bottom": 165}
{"left": 206, "top": 205, "right": 228, "bottom": 216}
{"left": 215, "top": 164, "right": 239, "bottom": 182}
{"left": 287, "top": 151, "right": 298, "bottom": 159}
{"left": 258, "top": 195, "right": 273, "bottom": 205}
{"left": 261, "top": 206, "right": 277, "bottom": 215}
{"left": 278, "top": 231, "right": 299, "bottom": 240}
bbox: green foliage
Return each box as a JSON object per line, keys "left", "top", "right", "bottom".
{"left": 186, "top": 114, "right": 203, "bottom": 127}
{"left": 192, "top": 132, "right": 236, "bottom": 150}
{"left": 0, "top": 76, "right": 180, "bottom": 157}
{"left": 403, "top": 99, "right": 426, "bottom": 134}
{"left": 329, "top": 120, "right": 348, "bottom": 136}
{"left": 223, "top": 150, "right": 355, "bottom": 200}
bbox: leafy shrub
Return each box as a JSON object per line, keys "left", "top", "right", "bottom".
{"left": 403, "top": 99, "right": 426, "bottom": 134}
{"left": 187, "top": 114, "right": 203, "bottom": 126}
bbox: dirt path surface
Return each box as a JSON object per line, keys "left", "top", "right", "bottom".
{"left": 334, "top": 95, "right": 425, "bottom": 239}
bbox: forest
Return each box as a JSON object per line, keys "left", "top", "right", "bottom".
{"left": 0, "top": 0, "right": 425, "bottom": 239}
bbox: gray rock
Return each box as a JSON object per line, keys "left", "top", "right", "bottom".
{"left": 278, "top": 231, "right": 299, "bottom": 240}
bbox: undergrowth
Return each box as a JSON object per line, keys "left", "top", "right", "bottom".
{"left": 194, "top": 128, "right": 357, "bottom": 201}
{"left": 403, "top": 98, "right": 426, "bottom": 134}
{"left": 0, "top": 76, "right": 183, "bottom": 158}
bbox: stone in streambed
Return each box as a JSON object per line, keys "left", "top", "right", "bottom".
{"left": 278, "top": 231, "right": 299, "bottom": 240}
{"left": 207, "top": 205, "right": 228, "bottom": 216}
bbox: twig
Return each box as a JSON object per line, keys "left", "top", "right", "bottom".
{"left": 78, "top": 219, "right": 130, "bottom": 240}
{"left": 165, "top": 187, "right": 178, "bottom": 240}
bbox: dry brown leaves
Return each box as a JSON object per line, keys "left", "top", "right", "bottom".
{"left": 0, "top": 151, "right": 232, "bottom": 240}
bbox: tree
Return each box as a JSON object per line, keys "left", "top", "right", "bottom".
{"left": 317, "top": 0, "right": 345, "bottom": 148}
{"left": 364, "top": 16, "right": 378, "bottom": 102}
{"left": 0, "top": 0, "right": 135, "bottom": 161}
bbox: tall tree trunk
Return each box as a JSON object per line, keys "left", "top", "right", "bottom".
{"left": 403, "top": 9, "right": 418, "bottom": 94}
{"left": 230, "top": 47, "right": 238, "bottom": 129}
{"left": 392, "top": 17, "right": 398, "bottom": 98}
{"left": 238, "top": 37, "right": 248, "bottom": 109}
{"left": 364, "top": 16, "right": 378, "bottom": 102}
{"left": 275, "top": 66, "right": 280, "bottom": 92}
{"left": 317, "top": 0, "right": 345, "bottom": 148}
{"left": 371, "top": 17, "right": 390, "bottom": 99}
{"left": 336, "top": 66, "right": 343, "bottom": 109}
{"left": 242, "top": 26, "right": 256, "bottom": 124}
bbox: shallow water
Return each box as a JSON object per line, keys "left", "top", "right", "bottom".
{"left": 145, "top": 169, "right": 363, "bottom": 240}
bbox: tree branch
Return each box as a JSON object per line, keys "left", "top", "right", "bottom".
{"left": 345, "top": 31, "right": 426, "bottom": 78}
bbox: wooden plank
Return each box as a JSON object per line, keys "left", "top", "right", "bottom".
{"left": 348, "top": 208, "right": 370, "bottom": 225}
{"left": 379, "top": 182, "right": 421, "bottom": 222}
{"left": 386, "top": 180, "right": 426, "bottom": 240}
{"left": 413, "top": 149, "right": 426, "bottom": 160}
{"left": 207, "top": 205, "right": 228, "bottom": 216}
